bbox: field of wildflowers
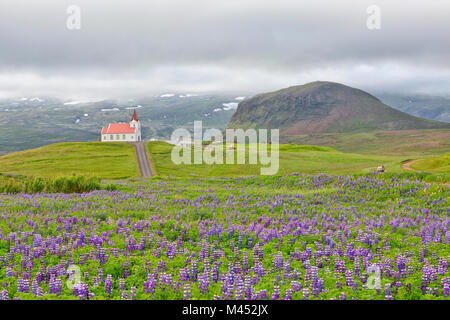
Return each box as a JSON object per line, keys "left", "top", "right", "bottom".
{"left": 0, "top": 173, "right": 448, "bottom": 300}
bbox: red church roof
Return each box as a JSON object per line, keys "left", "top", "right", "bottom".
{"left": 131, "top": 110, "right": 139, "bottom": 121}
{"left": 102, "top": 123, "right": 136, "bottom": 134}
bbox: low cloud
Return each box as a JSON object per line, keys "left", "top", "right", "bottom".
{"left": 1, "top": 0, "right": 450, "bottom": 98}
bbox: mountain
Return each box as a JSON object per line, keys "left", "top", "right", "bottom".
{"left": 0, "top": 94, "right": 239, "bottom": 155}
{"left": 227, "top": 81, "right": 450, "bottom": 135}
{"left": 376, "top": 93, "right": 450, "bottom": 123}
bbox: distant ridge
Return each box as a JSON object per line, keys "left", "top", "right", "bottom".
{"left": 227, "top": 81, "right": 450, "bottom": 134}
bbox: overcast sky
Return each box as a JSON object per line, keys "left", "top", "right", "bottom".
{"left": 1, "top": 0, "right": 450, "bottom": 99}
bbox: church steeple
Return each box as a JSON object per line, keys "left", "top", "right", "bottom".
{"left": 130, "top": 109, "right": 139, "bottom": 122}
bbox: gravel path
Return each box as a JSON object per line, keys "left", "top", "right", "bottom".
{"left": 130, "top": 142, "right": 152, "bottom": 178}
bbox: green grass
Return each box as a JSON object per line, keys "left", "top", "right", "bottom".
{"left": 2, "top": 140, "right": 443, "bottom": 180}
{"left": 147, "top": 141, "right": 406, "bottom": 177}
{"left": 283, "top": 129, "right": 450, "bottom": 156}
{"left": 411, "top": 152, "right": 450, "bottom": 173}
{"left": 0, "top": 142, "right": 139, "bottom": 179}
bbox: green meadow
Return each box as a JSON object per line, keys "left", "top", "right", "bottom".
{"left": 147, "top": 141, "right": 405, "bottom": 177}
{"left": 411, "top": 152, "right": 450, "bottom": 173}
{"left": 0, "top": 141, "right": 448, "bottom": 180}
{"left": 284, "top": 129, "right": 450, "bottom": 156}
{"left": 0, "top": 142, "right": 139, "bottom": 179}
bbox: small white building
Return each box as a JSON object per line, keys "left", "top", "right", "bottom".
{"left": 101, "top": 110, "right": 142, "bottom": 142}
{"left": 168, "top": 136, "right": 194, "bottom": 147}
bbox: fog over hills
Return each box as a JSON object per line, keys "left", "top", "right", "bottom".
{"left": 1, "top": 83, "right": 449, "bottom": 156}
{"left": 376, "top": 93, "right": 450, "bottom": 123}
{"left": 0, "top": 94, "right": 242, "bottom": 155}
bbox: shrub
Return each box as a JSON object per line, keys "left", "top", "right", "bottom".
{"left": 0, "top": 180, "right": 22, "bottom": 194}
{"left": 0, "top": 175, "right": 116, "bottom": 194}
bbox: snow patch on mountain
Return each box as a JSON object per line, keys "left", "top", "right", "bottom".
{"left": 222, "top": 102, "right": 238, "bottom": 110}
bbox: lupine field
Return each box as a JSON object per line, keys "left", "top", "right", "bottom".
{"left": 0, "top": 173, "right": 449, "bottom": 300}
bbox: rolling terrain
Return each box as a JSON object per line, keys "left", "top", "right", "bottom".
{"left": 1, "top": 84, "right": 449, "bottom": 158}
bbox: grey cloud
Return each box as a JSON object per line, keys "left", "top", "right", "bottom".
{"left": 0, "top": 0, "right": 450, "bottom": 98}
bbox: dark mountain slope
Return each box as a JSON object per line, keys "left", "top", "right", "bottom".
{"left": 228, "top": 81, "right": 450, "bottom": 134}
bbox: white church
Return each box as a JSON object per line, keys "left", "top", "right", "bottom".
{"left": 101, "top": 110, "right": 142, "bottom": 142}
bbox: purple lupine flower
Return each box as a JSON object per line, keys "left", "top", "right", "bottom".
{"left": 129, "top": 287, "right": 136, "bottom": 300}
{"left": 32, "top": 280, "right": 38, "bottom": 296}
{"left": 183, "top": 284, "right": 191, "bottom": 300}
{"left": 235, "top": 277, "right": 244, "bottom": 300}
{"left": 284, "top": 262, "right": 291, "bottom": 280}
{"left": 284, "top": 288, "right": 292, "bottom": 300}
{"left": 190, "top": 260, "right": 198, "bottom": 282}
{"left": 179, "top": 267, "right": 189, "bottom": 282}
{"left": 443, "top": 282, "right": 450, "bottom": 298}
{"left": 97, "top": 268, "right": 103, "bottom": 282}
{"left": 1, "top": 289, "right": 8, "bottom": 300}
{"left": 36, "top": 287, "right": 44, "bottom": 298}
{"left": 17, "top": 277, "right": 29, "bottom": 293}
{"left": 273, "top": 251, "right": 283, "bottom": 271}
{"left": 345, "top": 270, "right": 354, "bottom": 287}
{"left": 302, "top": 287, "right": 309, "bottom": 300}
{"left": 385, "top": 283, "right": 392, "bottom": 300}
{"left": 212, "top": 262, "right": 219, "bottom": 283}
{"left": 259, "top": 289, "right": 267, "bottom": 300}
{"left": 119, "top": 278, "right": 125, "bottom": 291}
{"left": 49, "top": 277, "right": 62, "bottom": 295}
{"left": 291, "top": 280, "right": 302, "bottom": 292}
{"left": 105, "top": 275, "right": 113, "bottom": 295}
{"left": 244, "top": 276, "right": 253, "bottom": 300}
{"left": 78, "top": 283, "right": 89, "bottom": 300}
{"left": 143, "top": 273, "right": 157, "bottom": 294}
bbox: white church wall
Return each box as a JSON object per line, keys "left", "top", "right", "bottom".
{"left": 101, "top": 133, "right": 138, "bottom": 142}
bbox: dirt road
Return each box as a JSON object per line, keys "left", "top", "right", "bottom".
{"left": 401, "top": 159, "right": 421, "bottom": 171}
{"left": 401, "top": 159, "right": 449, "bottom": 188}
{"left": 130, "top": 142, "right": 152, "bottom": 178}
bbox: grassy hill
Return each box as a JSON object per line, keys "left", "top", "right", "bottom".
{"left": 228, "top": 81, "right": 450, "bottom": 135}
{"left": 147, "top": 141, "right": 405, "bottom": 177}
{"left": 283, "top": 129, "right": 450, "bottom": 156}
{"left": 411, "top": 153, "right": 450, "bottom": 173}
{"left": 0, "top": 142, "right": 139, "bottom": 179}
